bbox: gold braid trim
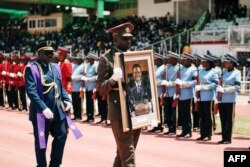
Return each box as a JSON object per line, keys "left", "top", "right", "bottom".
{"left": 36, "top": 63, "right": 56, "bottom": 94}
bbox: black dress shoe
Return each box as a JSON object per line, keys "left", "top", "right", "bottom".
{"left": 223, "top": 141, "right": 231, "bottom": 144}
{"left": 193, "top": 127, "right": 199, "bottom": 132}
{"left": 183, "top": 133, "right": 192, "bottom": 138}
{"left": 83, "top": 119, "right": 94, "bottom": 123}
{"left": 82, "top": 119, "right": 89, "bottom": 123}
{"left": 176, "top": 133, "right": 185, "bottom": 137}
{"left": 218, "top": 140, "right": 231, "bottom": 144}
{"left": 96, "top": 120, "right": 106, "bottom": 124}
{"left": 163, "top": 131, "right": 171, "bottom": 135}
{"left": 147, "top": 127, "right": 163, "bottom": 133}
{"left": 203, "top": 137, "right": 211, "bottom": 141}
{"left": 196, "top": 136, "right": 204, "bottom": 141}
{"left": 164, "top": 131, "right": 176, "bottom": 135}
{"left": 217, "top": 140, "right": 224, "bottom": 144}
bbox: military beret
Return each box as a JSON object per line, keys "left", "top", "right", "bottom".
{"left": 108, "top": 22, "right": 134, "bottom": 37}
{"left": 37, "top": 40, "right": 56, "bottom": 52}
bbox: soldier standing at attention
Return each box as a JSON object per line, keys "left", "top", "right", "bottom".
{"left": 97, "top": 22, "right": 141, "bottom": 167}
{"left": 176, "top": 53, "right": 197, "bottom": 138}
{"left": 71, "top": 53, "right": 84, "bottom": 120}
{"left": 195, "top": 53, "right": 219, "bottom": 141}
{"left": 58, "top": 46, "right": 72, "bottom": 94}
{"left": 81, "top": 52, "right": 98, "bottom": 123}
{"left": 216, "top": 54, "right": 241, "bottom": 144}
{"left": 0, "top": 53, "right": 5, "bottom": 108}
{"left": 161, "top": 51, "right": 180, "bottom": 135}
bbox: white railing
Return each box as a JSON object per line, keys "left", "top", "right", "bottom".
{"left": 228, "top": 25, "right": 250, "bottom": 46}
{"left": 191, "top": 29, "right": 228, "bottom": 43}
{"left": 241, "top": 81, "right": 250, "bottom": 93}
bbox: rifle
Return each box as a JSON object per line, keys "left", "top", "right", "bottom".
{"left": 213, "top": 60, "right": 223, "bottom": 114}
{"left": 160, "top": 65, "right": 166, "bottom": 106}
{"left": 194, "top": 66, "right": 200, "bottom": 112}
{"left": 79, "top": 68, "right": 85, "bottom": 98}
{"left": 172, "top": 62, "right": 180, "bottom": 108}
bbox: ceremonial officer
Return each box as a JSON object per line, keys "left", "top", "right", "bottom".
{"left": 97, "top": 22, "right": 141, "bottom": 167}
{"left": 81, "top": 52, "right": 98, "bottom": 123}
{"left": 176, "top": 53, "right": 197, "bottom": 138}
{"left": 212, "top": 53, "right": 222, "bottom": 130}
{"left": 71, "top": 53, "right": 84, "bottom": 120}
{"left": 192, "top": 53, "right": 204, "bottom": 131}
{"left": 25, "top": 41, "right": 72, "bottom": 167}
{"left": 216, "top": 53, "right": 241, "bottom": 144}
{"left": 161, "top": 51, "right": 180, "bottom": 135}
{"left": 148, "top": 53, "right": 164, "bottom": 132}
{"left": 195, "top": 53, "right": 219, "bottom": 141}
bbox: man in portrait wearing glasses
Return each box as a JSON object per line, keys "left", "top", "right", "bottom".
{"left": 25, "top": 40, "right": 72, "bottom": 167}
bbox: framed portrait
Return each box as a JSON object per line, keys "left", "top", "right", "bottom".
{"left": 114, "top": 50, "right": 160, "bottom": 132}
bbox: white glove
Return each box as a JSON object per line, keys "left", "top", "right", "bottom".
{"left": 224, "top": 87, "right": 236, "bottom": 93}
{"left": 195, "top": 85, "right": 202, "bottom": 91}
{"left": 17, "top": 72, "right": 22, "bottom": 77}
{"left": 148, "top": 102, "right": 152, "bottom": 109}
{"left": 1, "top": 71, "right": 6, "bottom": 76}
{"left": 111, "top": 67, "right": 123, "bottom": 81}
{"left": 63, "top": 101, "right": 72, "bottom": 111}
{"left": 9, "top": 73, "right": 15, "bottom": 78}
{"left": 175, "top": 78, "right": 183, "bottom": 86}
{"left": 173, "top": 93, "right": 179, "bottom": 100}
{"left": 42, "top": 108, "right": 54, "bottom": 119}
{"left": 92, "top": 88, "right": 96, "bottom": 93}
{"left": 81, "top": 76, "right": 87, "bottom": 81}
{"left": 161, "top": 80, "right": 169, "bottom": 86}
{"left": 216, "top": 85, "right": 225, "bottom": 93}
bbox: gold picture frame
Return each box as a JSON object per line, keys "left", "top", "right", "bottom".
{"left": 114, "top": 50, "right": 160, "bottom": 132}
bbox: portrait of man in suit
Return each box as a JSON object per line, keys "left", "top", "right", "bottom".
{"left": 126, "top": 63, "right": 152, "bottom": 117}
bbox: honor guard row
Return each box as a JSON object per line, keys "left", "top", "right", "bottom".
{"left": 0, "top": 52, "right": 31, "bottom": 111}
{"left": 153, "top": 50, "right": 240, "bottom": 144}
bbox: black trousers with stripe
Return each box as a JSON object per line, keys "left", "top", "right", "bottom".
{"left": 219, "top": 103, "right": 235, "bottom": 142}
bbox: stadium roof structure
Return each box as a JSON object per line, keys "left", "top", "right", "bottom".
{"left": 1, "top": 0, "right": 119, "bottom": 8}
{"left": 0, "top": 0, "right": 119, "bottom": 18}
{"left": 0, "top": 8, "right": 29, "bottom": 19}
